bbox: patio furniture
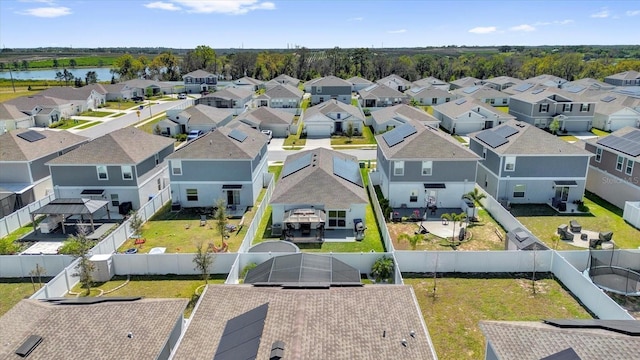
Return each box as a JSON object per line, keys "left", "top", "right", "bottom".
{"left": 570, "top": 220, "right": 581, "bottom": 233}
{"left": 200, "top": 215, "right": 207, "bottom": 227}
{"left": 134, "top": 238, "right": 146, "bottom": 245}
{"left": 557, "top": 225, "right": 573, "bottom": 241}
{"left": 599, "top": 231, "right": 613, "bottom": 242}
{"left": 580, "top": 233, "right": 588, "bottom": 241}
{"left": 589, "top": 238, "right": 603, "bottom": 249}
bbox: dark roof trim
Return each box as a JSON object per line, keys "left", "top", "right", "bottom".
{"left": 424, "top": 183, "right": 446, "bottom": 189}
{"left": 222, "top": 184, "right": 243, "bottom": 189}
{"left": 81, "top": 189, "right": 105, "bottom": 195}
{"left": 554, "top": 180, "right": 578, "bottom": 187}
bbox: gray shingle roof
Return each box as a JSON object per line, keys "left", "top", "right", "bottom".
{"left": 0, "top": 103, "right": 29, "bottom": 120}
{"left": 0, "top": 129, "right": 88, "bottom": 162}
{"left": 413, "top": 77, "right": 449, "bottom": 88}
{"left": 525, "top": 74, "right": 568, "bottom": 87}
{"left": 183, "top": 69, "right": 215, "bottom": 78}
{"left": 308, "top": 75, "right": 351, "bottom": 87}
{"left": 203, "top": 86, "right": 253, "bottom": 100}
{"left": 6, "top": 95, "right": 68, "bottom": 113}
{"left": 605, "top": 70, "right": 640, "bottom": 81}
{"left": 270, "top": 148, "right": 368, "bottom": 208}
{"left": 234, "top": 76, "right": 263, "bottom": 86}
{"left": 405, "top": 86, "right": 452, "bottom": 99}
{"left": 304, "top": 99, "right": 365, "bottom": 121}
{"left": 585, "top": 126, "right": 640, "bottom": 160}
{"left": 47, "top": 127, "right": 174, "bottom": 165}
{"left": 358, "top": 84, "right": 407, "bottom": 100}
{"left": 38, "top": 86, "right": 96, "bottom": 101}
{"left": 450, "top": 76, "right": 481, "bottom": 88}
{"left": 377, "top": 118, "right": 480, "bottom": 160}
{"left": 183, "top": 104, "right": 233, "bottom": 125}
{"left": 347, "top": 76, "right": 373, "bottom": 85}
{"left": 480, "top": 320, "right": 640, "bottom": 360}
{"left": 272, "top": 74, "right": 300, "bottom": 86}
{"left": 484, "top": 76, "right": 523, "bottom": 87}
{"left": 589, "top": 94, "right": 640, "bottom": 116}
{"left": 172, "top": 285, "right": 436, "bottom": 360}
{"left": 371, "top": 104, "right": 439, "bottom": 127}
{"left": 433, "top": 97, "right": 515, "bottom": 121}
{"left": 0, "top": 298, "right": 188, "bottom": 360}
{"left": 236, "top": 107, "right": 294, "bottom": 126}
{"left": 452, "top": 85, "right": 508, "bottom": 99}
{"left": 257, "top": 83, "right": 303, "bottom": 100}
{"left": 167, "top": 123, "right": 266, "bottom": 160}
{"left": 377, "top": 74, "right": 412, "bottom": 87}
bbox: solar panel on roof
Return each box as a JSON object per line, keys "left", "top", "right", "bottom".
{"left": 476, "top": 130, "right": 508, "bottom": 148}
{"left": 282, "top": 152, "right": 313, "bottom": 177}
{"left": 601, "top": 95, "right": 616, "bottom": 102}
{"left": 493, "top": 125, "right": 519, "bottom": 138}
{"left": 531, "top": 88, "right": 545, "bottom": 94}
{"left": 513, "top": 83, "right": 534, "bottom": 92}
{"left": 333, "top": 156, "right": 363, "bottom": 187}
{"left": 564, "top": 85, "right": 585, "bottom": 93}
{"left": 597, "top": 135, "right": 640, "bottom": 157}
{"left": 463, "top": 86, "right": 480, "bottom": 94}
{"left": 228, "top": 129, "right": 247, "bottom": 142}
{"left": 362, "top": 84, "right": 377, "bottom": 92}
{"left": 17, "top": 130, "right": 46, "bottom": 142}
{"left": 621, "top": 129, "right": 640, "bottom": 142}
{"left": 396, "top": 123, "right": 417, "bottom": 138}
{"left": 213, "top": 303, "right": 268, "bottom": 360}
{"left": 381, "top": 123, "right": 417, "bottom": 147}
{"left": 455, "top": 98, "right": 467, "bottom": 105}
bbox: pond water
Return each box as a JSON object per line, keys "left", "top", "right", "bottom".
{"left": 0, "top": 67, "right": 114, "bottom": 81}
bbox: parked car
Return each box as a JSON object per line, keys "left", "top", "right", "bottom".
{"left": 132, "top": 96, "right": 144, "bottom": 102}
{"left": 261, "top": 129, "right": 273, "bottom": 142}
{"left": 186, "top": 130, "right": 204, "bottom": 141}
{"left": 178, "top": 93, "right": 187, "bottom": 99}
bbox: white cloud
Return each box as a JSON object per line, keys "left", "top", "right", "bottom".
{"left": 18, "top": 0, "right": 55, "bottom": 3}
{"left": 591, "top": 8, "right": 610, "bottom": 18}
{"left": 145, "top": 1, "right": 181, "bottom": 11}
{"left": 510, "top": 24, "right": 535, "bottom": 32}
{"left": 348, "top": 16, "right": 363, "bottom": 21}
{"left": 173, "top": 0, "right": 275, "bottom": 15}
{"left": 387, "top": 29, "right": 407, "bottom": 34}
{"left": 18, "top": 6, "right": 71, "bottom": 17}
{"left": 468, "top": 26, "right": 497, "bottom": 34}
{"left": 626, "top": 10, "right": 640, "bottom": 16}
{"left": 557, "top": 19, "right": 574, "bottom": 25}
{"left": 533, "top": 19, "right": 573, "bottom": 26}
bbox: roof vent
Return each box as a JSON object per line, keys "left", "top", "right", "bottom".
{"left": 270, "top": 340, "right": 285, "bottom": 360}
{"left": 410, "top": 330, "right": 416, "bottom": 338}
{"left": 127, "top": 332, "right": 133, "bottom": 339}
{"left": 401, "top": 339, "right": 408, "bottom": 347}
{"left": 15, "top": 335, "right": 43, "bottom": 358}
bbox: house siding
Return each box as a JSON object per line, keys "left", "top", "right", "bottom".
{"left": 586, "top": 143, "right": 640, "bottom": 180}
{"left": 173, "top": 160, "right": 252, "bottom": 181}
{"left": 270, "top": 203, "right": 366, "bottom": 230}
{"left": 497, "top": 178, "right": 586, "bottom": 204}
{"left": 387, "top": 181, "right": 473, "bottom": 208}
{"left": 50, "top": 165, "right": 139, "bottom": 187}
{"left": 0, "top": 163, "right": 31, "bottom": 183}
{"left": 500, "top": 155, "right": 589, "bottom": 178}
{"left": 390, "top": 160, "right": 476, "bottom": 183}
{"left": 586, "top": 166, "right": 640, "bottom": 209}
{"left": 476, "top": 164, "right": 500, "bottom": 198}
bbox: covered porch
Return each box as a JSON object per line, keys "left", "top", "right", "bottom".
{"left": 30, "top": 198, "right": 111, "bottom": 235}
{"left": 283, "top": 208, "right": 326, "bottom": 244}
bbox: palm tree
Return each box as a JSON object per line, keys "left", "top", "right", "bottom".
{"left": 398, "top": 233, "right": 422, "bottom": 250}
{"left": 462, "top": 188, "right": 487, "bottom": 221}
{"left": 440, "top": 212, "right": 467, "bottom": 243}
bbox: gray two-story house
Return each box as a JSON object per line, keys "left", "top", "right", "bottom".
{"left": 255, "top": 83, "right": 303, "bottom": 111}
{"left": 183, "top": 70, "right": 217, "bottom": 94}
{"left": 469, "top": 120, "right": 592, "bottom": 208}
{"left": 376, "top": 119, "right": 480, "bottom": 209}
{"left": 167, "top": 124, "right": 268, "bottom": 210}
{"left": 305, "top": 76, "right": 352, "bottom": 105}
{"left": 584, "top": 127, "right": 640, "bottom": 209}
{"left": 604, "top": 70, "right": 640, "bottom": 87}
{"left": 509, "top": 88, "right": 596, "bottom": 131}
{"left": 198, "top": 87, "right": 254, "bottom": 115}
{"left": 47, "top": 128, "right": 174, "bottom": 215}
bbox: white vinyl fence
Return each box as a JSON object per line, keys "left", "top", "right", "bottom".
{"left": 367, "top": 173, "right": 395, "bottom": 252}
{"left": 0, "top": 193, "right": 55, "bottom": 238}
{"left": 238, "top": 178, "right": 275, "bottom": 253}
{"left": 0, "top": 254, "right": 74, "bottom": 277}
{"left": 476, "top": 185, "right": 527, "bottom": 232}
{"left": 395, "top": 250, "right": 553, "bottom": 273}
{"left": 112, "top": 253, "right": 238, "bottom": 275}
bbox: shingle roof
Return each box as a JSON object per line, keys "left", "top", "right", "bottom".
{"left": 47, "top": 127, "right": 174, "bottom": 165}
{"left": 0, "top": 129, "right": 88, "bottom": 162}
{"left": 257, "top": 83, "right": 303, "bottom": 100}
{"left": 525, "top": 74, "right": 568, "bottom": 87}
{"left": 585, "top": 126, "right": 640, "bottom": 160}
{"left": 272, "top": 74, "right": 300, "bottom": 86}
{"left": 358, "top": 83, "right": 407, "bottom": 99}
{"left": 167, "top": 123, "right": 266, "bottom": 160}
{"left": 270, "top": 148, "right": 368, "bottom": 207}
{"left": 371, "top": 104, "right": 439, "bottom": 128}
{"left": 183, "top": 104, "right": 233, "bottom": 125}
{"left": 236, "top": 107, "right": 294, "bottom": 126}
{"left": 450, "top": 76, "right": 481, "bottom": 88}
{"left": 308, "top": 75, "right": 351, "bottom": 87}
{"left": 433, "top": 97, "right": 515, "bottom": 121}
{"left": 6, "top": 95, "right": 68, "bottom": 113}
{"left": 484, "top": 76, "right": 523, "bottom": 87}
{"left": 480, "top": 320, "right": 640, "bottom": 360}
{"left": 304, "top": 99, "right": 365, "bottom": 121}
{"left": 172, "top": 285, "right": 436, "bottom": 360}
{"left": 0, "top": 298, "right": 188, "bottom": 360}
{"left": 0, "top": 103, "right": 29, "bottom": 120}
{"left": 234, "top": 76, "right": 263, "bottom": 86}
{"left": 347, "top": 76, "right": 373, "bottom": 85}
{"left": 413, "top": 76, "right": 449, "bottom": 88}
{"left": 452, "top": 85, "right": 508, "bottom": 99}
{"left": 589, "top": 94, "right": 640, "bottom": 116}
{"left": 605, "top": 70, "right": 640, "bottom": 81}
{"left": 377, "top": 118, "right": 480, "bottom": 160}
{"left": 405, "top": 86, "right": 452, "bottom": 99}
{"left": 38, "top": 86, "right": 96, "bottom": 101}
{"left": 203, "top": 86, "right": 253, "bottom": 100}
{"left": 469, "top": 120, "right": 592, "bottom": 156}
{"left": 183, "top": 69, "right": 215, "bottom": 78}
{"left": 377, "top": 74, "right": 412, "bottom": 87}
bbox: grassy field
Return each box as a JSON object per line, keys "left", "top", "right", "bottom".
{"left": 52, "top": 119, "right": 90, "bottom": 129}
{"left": 405, "top": 275, "right": 592, "bottom": 360}
{"left": 103, "top": 100, "right": 138, "bottom": 110}
{"left": 513, "top": 192, "right": 640, "bottom": 249}
{"left": 283, "top": 121, "right": 306, "bottom": 147}
{"left": 0, "top": 280, "right": 38, "bottom": 316}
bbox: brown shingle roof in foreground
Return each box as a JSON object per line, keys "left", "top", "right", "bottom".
{"left": 173, "top": 285, "right": 437, "bottom": 360}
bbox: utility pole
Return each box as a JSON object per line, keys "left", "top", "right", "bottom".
{"left": 9, "top": 68, "right": 16, "bottom": 93}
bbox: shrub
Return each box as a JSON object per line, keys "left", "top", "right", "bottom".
{"left": 49, "top": 120, "right": 66, "bottom": 128}
{"left": 174, "top": 133, "right": 187, "bottom": 142}
{"left": 241, "top": 263, "right": 257, "bottom": 279}
{"left": 371, "top": 256, "right": 394, "bottom": 283}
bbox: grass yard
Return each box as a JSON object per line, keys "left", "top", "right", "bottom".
{"left": 79, "top": 110, "right": 112, "bottom": 117}
{"left": 405, "top": 275, "right": 592, "bottom": 360}
{"left": 53, "top": 119, "right": 89, "bottom": 129}
{"left": 330, "top": 126, "right": 376, "bottom": 145}
{"left": 103, "top": 100, "right": 137, "bottom": 110}
{"left": 138, "top": 115, "right": 167, "bottom": 134}
{"left": 0, "top": 280, "right": 38, "bottom": 316}
{"left": 421, "top": 106, "right": 434, "bottom": 115}
{"left": 111, "top": 112, "right": 126, "bottom": 117}
{"left": 0, "top": 89, "right": 34, "bottom": 102}
{"left": 75, "top": 121, "right": 100, "bottom": 129}
{"left": 559, "top": 135, "right": 579, "bottom": 142}
{"left": 591, "top": 128, "right": 609, "bottom": 137}
{"left": 513, "top": 192, "right": 640, "bottom": 249}
{"left": 452, "top": 134, "right": 467, "bottom": 144}
{"left": 283, "top": 122, "right": 306, "bottom": 148}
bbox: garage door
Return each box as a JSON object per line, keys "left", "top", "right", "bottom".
{"left": 305, "top": 124, "right": 330, "bottom": 138}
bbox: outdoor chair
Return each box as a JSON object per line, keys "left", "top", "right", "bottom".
{"left": 598, "top": 231, "right": 613, "bottom": 242}
{"left": 557, "top": 225, "right": 573, "bottom": 241}
{"left": 570, "top": 220, "right": 581, "bottom": 233}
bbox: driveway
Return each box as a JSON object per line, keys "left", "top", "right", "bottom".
{"left": 303, "top": 138, "right": 331, "bottom": 149}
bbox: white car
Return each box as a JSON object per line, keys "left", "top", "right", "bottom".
{"left": 261, "top": 129, "right": 273, "bottom": 142}
{"left": 178, "top": 93, "right": 187, "bottom": 99}
{"left": 186, "top": 130, "right": 203, "bottom": 141}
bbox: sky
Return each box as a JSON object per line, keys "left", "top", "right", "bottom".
{"left": 1, "top": 0, "right": 639, "bottom": 49}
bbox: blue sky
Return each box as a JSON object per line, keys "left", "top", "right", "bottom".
{"left": 1, "top": 0, "right": 639, "bottom": 49}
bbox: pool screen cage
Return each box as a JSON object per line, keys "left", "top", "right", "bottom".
{"left": 587, "top": 249, "right": 640, "bottom": 296}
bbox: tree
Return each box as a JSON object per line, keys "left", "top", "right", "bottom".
{"left": 440, "top": 212, "right": 467, "bottom": 245}
{"left": 74, "top": 77, "right": 83, "bottom": 87}
{"left": 182, "top": 45, "right": 216, "bottom": 73}
{"left": 371, "top": 256, "right": 394, "bottom": 283}
{"left": 62, "top": 225, "right": 95, "bottom": 295}
{"left": 29, "top": 264, "right": 46, "bottom": 292}
{"left": 85, "top": 71, "right": 98, "bottom": 85}
{"left": 128, "top": 210, "right": 143, "bottom": 238}
{"left": 214, "top": 198, "right": 228, "bottom": 247}
{"left": 150, "top": 52, "right": 181, "bottom": 81}
{"left": 462, "top": 188, "right": 487, "bottom": 221}
{"left": 193, "top": 241, "right": 214, "bottom": 284}
{"left": 52, "top": 58, "right": 59, "bottom": 68}
{"left": 21, "top": 60, "right": 29, "bottom": 70}
{"left": 345, "top": 122, "right": 354, "bottom": 142}
{"left": 69, "top": 59, "right": 77, "bottom": 68}
{"left": 398, "top": 233, "right": 422, "bottom": 250}
{"left": 549, "top": 117, "right": 561, "bottom": 135}
{"left": 56, "top": 68, "right": 74, "bottom": 86}
{"left": 409, "top": 98, "right": 420, "bottom": 107}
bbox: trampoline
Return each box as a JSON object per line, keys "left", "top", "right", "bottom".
{"left": 584, "top": 249, "right": 640, "bottom": 296}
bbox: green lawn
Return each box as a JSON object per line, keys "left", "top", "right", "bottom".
{"left": 591, "top": 128, "right": 609, "bottom": 137}
{"left": 301, "top": 98, "right": 310, "bottom": 110}
{"left": 494, "top": 106, "right": 509, "bottom": 113}
{"left": 330, "top": 126, "right": 376, "bottom": 145}
{"left": 406, "top": 275, "right": 592, "bottom": 360}
{"left": 0, "top": 89, "right": 34, "bottom": 102}
{"left": 351, "top": 98, "right": 359, "bottom": 107}
{"left": 283, "top": 121, "right": 306, "bottom": 148}
{"left": 79, "top": 110, "right": 112, "bottom": 117}
{"left": 452, "top": 135, "right": 467, "bottom": 144}
{"left": 75, "top": 121, "right": 101, "bottom": 129}
{"left": 0, "top": 280, "right": 38, "bottom": 316}
{"left": 0, "top": 218, "right": 44, "bottom": 254}
{"left": 421, "top": 106, "right": 434, "bottom": 115}
{"left": 53, "top": 119, "right": 89, "bottom": 129}
{"left": 559, "top": 135, "right": 579, "bottom": 142}
{"left": 111, "top": 112, "right": 126, "bottom": 118}
{"left": 103, "top": 100, "right": 137, "bottom": 110}
{"left": 513, "top": 192, "right": 640, "bottom": 249}
{"left": 138, "top": 115, "right": 167, "bottom": 134}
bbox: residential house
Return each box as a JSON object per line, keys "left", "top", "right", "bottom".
{"left": 182, "top": 69, "right": 217, "bottom": 94}
{"left": 269, "top": 147, "right": 368, "bottom": 231}
{"left": 452, "top": 85, "right": 510, "bottom": 107}
{"left": 268, "top": 74, "right": 300, "bottom": 89}
{"left": 255, "top": 83, "right": 303, "bottom": 111}
{"left": 47, "top": 127, "right": 175, "bottom": 214}
{"left": 413, "top": 77, "right": 450, "bottom": 91}
{"left": 564, "top": 77, "right": 616, "bottom": 92}
{"left": 482, "top": 76, "right": 524, "bottom": 91}
{"left": 232, "top": 76, "right": 263, "bottom": 91}
{"left": 501, "top": 82, "right": 539, "bottom": 96}
{"left": 376, "top": 74, "right": 412, "bottom": 91}
{"left": 584, "top": 127, "right": 640, "bottom": 209}
{"left": 604, "top": 70, "right": 640, "bottom": 86}
{"left": 469, "top": 120, "right": 592, "bottom": 207}
{"left": 235, "top": 106, "right": 295, "bottom": 138}
{"left": 123, "top": 79, "right": 176, "bottom": 97}
{"left": 305, "top": 75, "right": 352, "bottom": 105}
{"left": 449, "top": 76, "right": 481, "bottom": 90}
{"left": 38, "top": 86, "right": 106, "bottom": 111}
{"left": 525, "top": 74, "right": 568, "bottom": 88}
{"left": 509, "top": 87, "right": 596, "bottom": 131}
{"left": 433, "top": 97, "right": 515, "bottom": 135}
{"left": 370, "top": 104, "right": 439, "bottom": 134}
{"left": 375, "top": 119, "right": 480, "bottom": 208}
{"left": 167, "top": 124, "right": 268, "bottom": 209}
{"left": 0, "top": 129, "right": 88, "bottom": 217}
{"left": 405, "top": 86, "right": 455, "bottom": 106}
{"left": 347, "top": 75, "right": 373, "bottom": 92}
{"left": 0, "top": 103, "right": 34, "bottom": 132}
{"left": 102, "top": 83, "right": 135, "bottom": 101}
{"left": 303, "top": 99, "right": 365, "bottom": 137}
{"left": 358, "top": 83, "right": 409, "bottom": 108}
{"left": 197, "top": 87, "right": 254, "bottom": 114}
{"left": 166, "top": 104, "right": 233, "bottom": 134}
{"left": 6, "top": 95, "right": 70, "bottom": 126}
{"left": 589, "top": 94, "right": 640, "bottom": 132}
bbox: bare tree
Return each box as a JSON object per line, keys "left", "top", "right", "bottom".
{"left": 29, "top": 264, "right": 46, "bottom": 292}
{"left": 214, "top": 198, "right": 228, "bottom": 247}
{"left": 193, "top": 241, "right": 214, "bottom": 284}
{"left": 66, "top": 224, "right": 95, "bottom": 295}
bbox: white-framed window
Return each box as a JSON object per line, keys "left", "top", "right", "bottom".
{"left": 539, "top": 103, "right": 549, "bottom": 113}
{"left": 581, "top": 103, "right": 590, "bottom": 112}
{"left": 316, "top": 86, "right": 322, "bottom": 93}
{"left": 502, "top": 98, "right": 508, "bottom": 105}
{"left": 432, "top": 98, "right": 438, "bottom": 105}
{"left": 504, "top": 156, "right": 516, "bottom": 172}
{"left": 422, "top": 161, "right": 432, "bottom": 176}
{"left": 513, "top": 184, "right": 525, "bottom": 198}
{"left": 564, "top": 104, "right": 573, "bottom": 112}
{"left": 626, "top": 159, "right": 634, "bottom": 175}
{"left": 410, "top": 190, "right": 418, "bottom": 203}
{"left": 595, "top": 148, "right": 602, "bottom": 162}
{"left": 482, "top": 148, "right": 487, "bottom": 159}
{"left": 154, "top": 153, "right": 159, "bottom": 165}
{"left": 616, "top": 155, "right": 624, "bottom": 171}
{"left": 110, "top": 194, "right": 119, "bottom": 206}
{"left": 394, "top": 161, "right": 405, "bottom": 176}
{"left": 186, "top": 189, "right": 198, "bottom": 201}
{"left": 328, "top": 210, "right": 347, "bottom": 227}
{"left": 171, "top": 160, "right": 182, "bottom": 176}
{"left": 121, "top": 165, "right": 133, "bottom": 180}
{"left": 489, "top": 99, "right": 495, "bottom": 105}
{"left": 96, "top": 165, "right": 108, "bottom": 180}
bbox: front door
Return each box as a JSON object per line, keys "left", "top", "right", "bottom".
{"left": 555, "top": 186, "right": 569, "bottom": 201}
{"left": 226, "top": 190, "right": 240, "bottom": 205}
{"left": 427, "top": 190, "right": 438, "bottom": 207}
{"left": 335, "top": 121, "right": 343, "bottom": 133}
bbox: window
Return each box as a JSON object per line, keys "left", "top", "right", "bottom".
{"left": 489, "top": 99, "right": 496, "bottom": 105}
{"left": 445, "top": 97, "right": 451, "bottom": 102}
{"left": 186, "top": 189, "right": 198, "bottom": 201}
{"left": 616, "top": 155, "right": 624, "bottom": 171}
{"left": 97, "top": 166, "right": 108, "bottom": 180}
{"left": 410, "top": 190, "right": 418, "bottom": 203}
{"left": 432, "top": 98, "right": 438, "bottom": 105}
{"left": 328, "top": 210, "right": 347, "bottom": 227}
{"left": 394, "top": 161, "right": 405, "bottom": 176}
{"left": 595, "top": 148, "right": 602, "bottom": 162}
{"left": 513, "top": 184, "right": 525, "bottom": 198}
{"left": 482, "top": 148, "right": 487, "bottom": 159}
{"left": 502, "top": 98, "right": 508, "bottom": 105}
{"left": 157, "top": 178, "right": 162, "bottom": 191}
{"left": 121, "top": 165, "right": 133, "bottom": 180}
{"left": 504, "top": 156, "right": 516, "bottom": 172}
{"left": 171, "top": 160, "right": 182, "bottom": 176}
{"left": 110, "top": 194, "right": 119, "bottom": 206}
{"left": 564, "top": 104, "right": 573, "bottom": 112}
{"left": 626, "top": 159, "right": 634, "bottom": 175}
{"left": 539, "top": 103, "right": 549, "bottom": 113}
{"left": 154, "top": 153, "right": 159, "bottom": 165}
{"left": 316, "top": 86, "right": 322, "bottom": 93}
{"left": 581, "top": 103, "right": 590, "bottom": 112}
{"left": 422, "top": 161, "right": 432, "bottom": 176}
